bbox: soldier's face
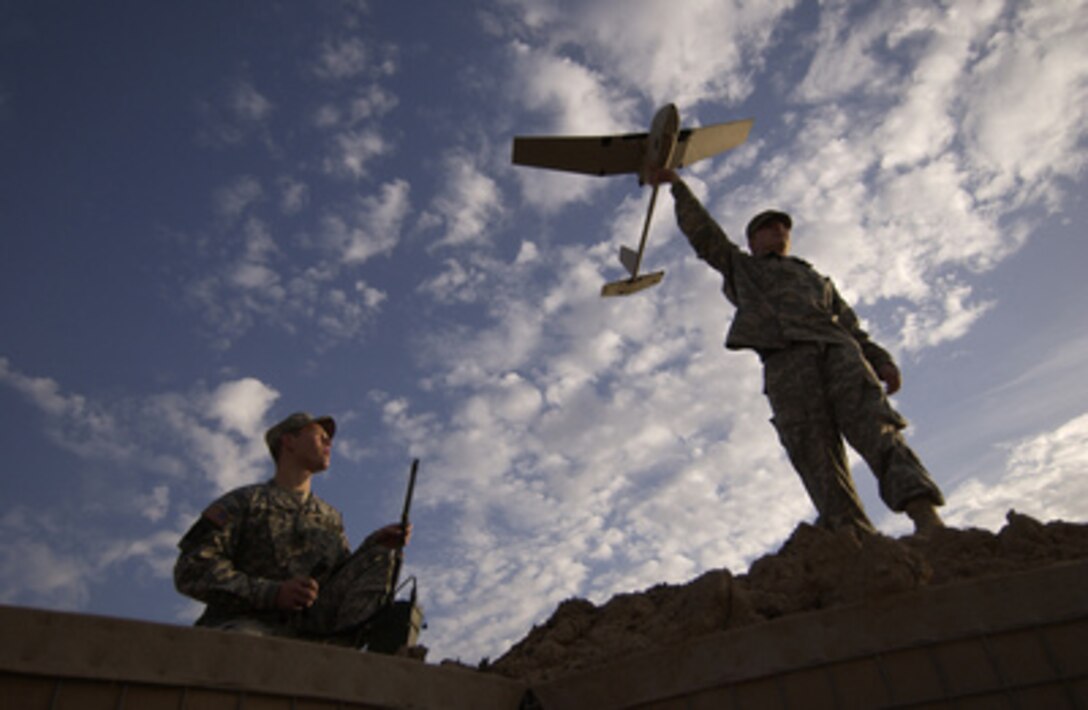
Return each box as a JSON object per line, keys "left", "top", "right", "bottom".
{"left": 749, "top": 220, "right": 791, "bottom": 257}
{"left": 285, "top": 423, "right": 332, "bottom": 472}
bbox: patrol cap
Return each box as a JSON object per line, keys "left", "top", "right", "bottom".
{"left": 265, "top": 412, "right": 336, "bottom": 460}
{"left": 746, "top": 209, "right": 792, "bottom": 240}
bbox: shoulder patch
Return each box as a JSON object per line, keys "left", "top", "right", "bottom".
{"left": 202, "top": 503, "right": 232, "bottom": 528}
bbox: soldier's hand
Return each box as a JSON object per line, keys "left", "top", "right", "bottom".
{"left": 646, "top": 167, "right": 677, "bottom": 186}
{"left": 275, "top": 577, "right": 319, "bottom": 611}
{"left": 370, "top": 522, "right": 412, "bottom": 549}
{"left": 878, "top": 362, "right": 901, "bottom": 395}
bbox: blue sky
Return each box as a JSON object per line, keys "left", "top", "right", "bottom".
{"left": 1, "top": 0, "right": 1086, "bottom": 663}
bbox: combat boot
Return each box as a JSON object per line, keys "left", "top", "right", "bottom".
{"left": 905, "top": 498, "right": 944, "bottom": 536}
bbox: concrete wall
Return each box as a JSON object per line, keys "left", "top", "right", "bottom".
{"left": 0, "top": 605, "right": 525, "bottom": 710}
{"left": 532, "top": 560, "right": 1088, "bottom": 709}
{"left": 2, "top": 560, "right": 1086, "bottom": 709}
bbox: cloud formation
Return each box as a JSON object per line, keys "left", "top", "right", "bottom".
{"left": 0, "top": 359, "right": 287, "bottom": 610}
{"left": 422, "top": 152, "right": 505, "bottom": 248}
{"left": 946, "top": 413, "right": 1088, "bottom": 531}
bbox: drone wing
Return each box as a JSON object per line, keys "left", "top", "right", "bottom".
{"left": 670, "top": 119, "right": 753, "bottom": 169}
{"left": 512, "top": 133, "right": 647, "bottom": 176}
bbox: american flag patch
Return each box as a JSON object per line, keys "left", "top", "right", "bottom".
{"left": 202, "top": 504, "right": 231, "bottom": 528}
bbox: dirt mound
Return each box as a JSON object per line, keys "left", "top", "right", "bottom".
{"left": 484, "top": 511, "right": 1088, "bottom": 684}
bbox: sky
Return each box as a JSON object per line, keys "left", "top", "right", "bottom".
{"left": 1, "top": 0, "right": 1086, "bottom": 664}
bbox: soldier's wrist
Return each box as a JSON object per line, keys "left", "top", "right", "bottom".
{"left": 254, "top": 578, "right": 282, "bottom": 610}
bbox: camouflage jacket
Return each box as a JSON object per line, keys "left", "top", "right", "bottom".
{"left": 671, "top": 179, "right": 893, "bottom": 369}
{"left": 174, "top": 482, "right": 351, "bottom": 624}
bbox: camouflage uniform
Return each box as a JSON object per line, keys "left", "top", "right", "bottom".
{"left": 175, "top": 482, "right": 395, "bottom": 639}
{"left": 670, "top": 179, "right": 944, "bottom": 531}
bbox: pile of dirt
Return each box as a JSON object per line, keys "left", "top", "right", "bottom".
{"left": 483, "top": 511, "right": 1088, "bottom": 684}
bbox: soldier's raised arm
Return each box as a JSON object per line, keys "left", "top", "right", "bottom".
{"left": 649, "top": 168, "right": 743, "bottom": 287}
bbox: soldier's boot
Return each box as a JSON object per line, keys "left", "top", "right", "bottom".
{"left": 905, "top": 498, "right": 944, "bottom": 536}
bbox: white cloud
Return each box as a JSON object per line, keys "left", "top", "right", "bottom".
{"left": 208, "top": 378, "right": 280, "bottom": 438}
{"left": 944, "top": 413, "right": 1088, "bottom": 531}
{"left": 230, "top": 80, "right": 274, "bottom": 122}
{"left": 422, "top": 153, "right": 505, "bottom": 248}
{"left": 312, "top": 103, "right": 342, "bottom": 129}
{"left": 318, "top": 281, "right": 388, "bottom": 341}
{"left": 327, "top": 128, "right": 389, "bottom": 179}
{"left": 346, "top": 85, "right": 399, "bottom": 124}
{"left": 185, "top": 215, "right": 398, "bottom": 348}
{"left": 278, "top": 176, "right": 309, "bottom": 214}
{"left": 196, "top": 77, "right": 277, "bottom": 148}
{"left": 214, "top": 176, "right": 265, "bottom": 220}
{"left": 314, "top": 37, "right": 370, "bottom": 80}
{"left": 356, "top": 280, "right": 387, "bottom": 309}
{"left": 104, "top": 530, "right": 184, "bottom": 580}
{"left": 962, "top": 0, "right": 1088, "bottom": 205}
{"left": 507, "top": 39, "right": 633, "bottom": 135}
{"left": 187, "top": 175, "right": 407, "bottom": 347}
{"left": 0, "top": 358, "right": 134, "bottom": 462}
{"left": 183, "top": 218, "right": 290, "bottom": 347}
{"left": 325, "top": 178, "right": 411, "bottom": 263}
{"left": 231, "top": 261, "right": 279, "bottom": 291}
{"left": 418, "top": 257, "right": 491, "bottom": 304}
{"left": 0, "top": 359, "right": 281, "bottom": 496}
{"left": 312, "top": 87, "right": 398, "bottom": 130}
{"left": 145, "top": 386, "right": 276, "bottom": 493}
{"left": 0, "top": 538, "right": 90, "bottom": 608}
{"left": 796, "top": 2, "right": 907, "bottom": 103}
{"left": 514, "top": 241, "right": 540, "bottom": 265}
{"left": 502, "top": 0, "right": 790, "bottom": 109}
{"left": 554, "top": 0, "right": 787, "bottom": 108}
{"left": 0, "top": 507, "right": 189, "bottom": 611}
{"left": 0, "top": 357, "right": 80, "bottom": 418}
{"left": 899, "top": 280, "right": 993, "bottom": 351}
{"left": 136, "top": 485, "right": 172, "bottom": 523}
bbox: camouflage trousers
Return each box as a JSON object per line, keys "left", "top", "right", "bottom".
{"left": 762, "top": 342, "right": 944, "bottom": 532}
{"left": 201, "top": 543, "right": 395, "bottom": 641}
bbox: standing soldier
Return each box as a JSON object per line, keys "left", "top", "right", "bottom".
{"left": 650, "top": 168, "right": 945, "bottom": 536}
{"left": 175, "top": 412, "right": 411, "bottom": 643}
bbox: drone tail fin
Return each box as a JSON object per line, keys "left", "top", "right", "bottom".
{"left": 619, "top": 245, "right": 640, "bottom": 277}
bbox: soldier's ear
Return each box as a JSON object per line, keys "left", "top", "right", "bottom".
{"left": 278, "top": 430, "right": 298, "bottom": 456}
